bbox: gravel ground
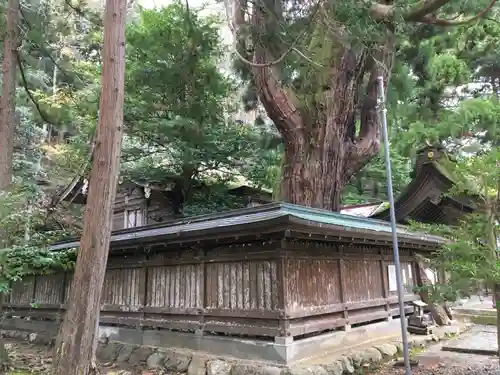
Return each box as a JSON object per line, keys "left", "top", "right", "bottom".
{"left": 371, "top": 344, "right": 499, "bottom": 375}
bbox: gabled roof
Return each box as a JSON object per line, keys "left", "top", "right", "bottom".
{"left": 50, "top": 202, "right": 445, "bottom": 252}
{"left": 340, "top": 147, "right": 477, "bottom": 224}
{"left": 371, "top": 161, "right": 476, "bottom": 224}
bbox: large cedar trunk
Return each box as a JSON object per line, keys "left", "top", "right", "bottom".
{"left": 415, "top": 261, "right": 450, "bottom": 326}
{"left": 51, "top": 0, "right": 127, "bottom": 373}
{"left": 249, "top": 4, "right": 394, "bottom": 211}
{"left": 231, "top": 0, "right": 495, "bottom": 213}
{"left": 281, "top": 136, "right": 350, "bottom": 211}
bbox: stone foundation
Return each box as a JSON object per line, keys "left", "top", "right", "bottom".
{"left": 1, "top": 320, "right": 472, "bottom": 375}
{"left": 1, "top": 317, "right": 409, "bottom": 364}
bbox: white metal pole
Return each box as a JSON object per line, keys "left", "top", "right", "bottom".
{"left": 377, "top": 76, "right": 412, "bottom": 375}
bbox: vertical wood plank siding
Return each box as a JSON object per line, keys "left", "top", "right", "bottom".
{"left": 33, "top": 275, "right": 65, "bottom": 305}
{"left": 102, "top": 268, "right": 144, "bottom": 308}
{"left": 342, "top": 259, "right": 384, "bottom": 302}
{"left": 285, "top": 258, "right": 342, "bottom": 310}
{"left": 5, "top": 242, "right": 420, "bottom": 339}
{"left": 10, "top": 276, "right": 35, "bottom": 304}
{"left": 147, "top": 265, "right": 203, "bottom": 308}
{"left": 205, "top": 260, "right": 278, "bottom": 310}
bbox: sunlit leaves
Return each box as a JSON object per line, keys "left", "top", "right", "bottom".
{"left": 429, "top": 54, "right": 470, "bottom": 87}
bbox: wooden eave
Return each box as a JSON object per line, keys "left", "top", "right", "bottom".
{"left": 372, "top": 161, "right": 476, "bottom": 224}
{"left": 50, "top": 203, "right": 446, "bottom": 253}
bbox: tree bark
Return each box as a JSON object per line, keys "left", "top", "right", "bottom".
{"left": 0, "top": 294, "right": 10, "bottom": 371}
{"left": 494, "top": 284, "right": 500, "bottom": 363}
{"left": 415, "top": 261, "right": 451, "bottom": 326}
{"left": 0, "top": 0, "right": 20, "bottom": 191}
{"left": 443, "top": 303, "right": 453, "bottom": 320}
{"left": 51, "top": 0, "right": 127, "bottom": 372}
{"left": 0, "top": 0, "right": 20, "bottom": 368}
{"left": 250, "top": 4, "right": 394, "bottom": 211}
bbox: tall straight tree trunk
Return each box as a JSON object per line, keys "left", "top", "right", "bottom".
{"left": 0, "top": 0, "right": 20, "bottom": 369}
{"left": 52, "top": 0, "right": 127, "bottom": 372}
{"left": 0, "top": 0, "right": 20, "bottom": 191}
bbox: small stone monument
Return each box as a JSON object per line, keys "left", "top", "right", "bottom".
{"left": 407, "top": 300, "right": 435, "bottom": 335}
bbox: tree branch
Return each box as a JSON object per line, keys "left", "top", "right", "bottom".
{"left": 371, "top": 0, "right": 497, "bottom": 26}
{"left": 251, "top": 33, "right": 304, "bottom": 141}
{"left": 345, "top": 36, "right": 395, "bottom": 179}
{"left": 404, "top": 0, "right": 455, "bottom": 22}
{"left": 226, "top": 0, "right": 322, "bottom": 68}
{"left": 19, "top": 4, "right": 86, "bottom": 84}
{"left": 225, "top": 0, "right": 303, "bottom": 141}
{"left": 419, "top": 0, "right": 498, "bottom": 26}
{"left": 16, "top": 51, "right": 56, "bottom": 125}
{"left": 64, "top": 0, "right": 103, "bottom": 26}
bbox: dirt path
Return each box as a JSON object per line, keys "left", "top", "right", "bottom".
{"left": 370, "top": 340, "right": 499, "bottom": 375}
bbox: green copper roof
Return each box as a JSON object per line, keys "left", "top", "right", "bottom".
{"left": 50, "top": 202, "right": 444, "bottom": 251}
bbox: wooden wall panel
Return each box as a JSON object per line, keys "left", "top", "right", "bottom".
{"left": 34, "top": 275, "right": 64, "bottom": 305}
{"left": 205, "top": 260, "right": 278, "bottom": 310}
{"left": 3, "top": 242, "right": 421, "bottom": 341}
{"left": 102, "top": 268, "right": 144, "bottom": 307}
{"left": 285, "top": 258, "right": 342, "bottom": 310}
{"left": 64, "top": 273, "right": 73, "bottom": 304}
{"left": 343, "top": 259, "right": 384, "bottom": 302}
{"left": 146, "top": 264, "right": 203, "bottom": 308}
{"left": 112, "top": 211, "right": 125, "bottom": 231}
{"left": 10, "top": 277, "right": 35, "bottom": 305}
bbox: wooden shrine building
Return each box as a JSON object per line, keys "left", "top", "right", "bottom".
{"left": 4, "top": 203, "right": 444, "bottom": 363}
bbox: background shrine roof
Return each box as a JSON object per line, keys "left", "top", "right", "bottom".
{"left": 340, "top": 147, "right": 477, "bottom": 224}
{"left": 50, "top": 202, "right": 445, "bottom": 251}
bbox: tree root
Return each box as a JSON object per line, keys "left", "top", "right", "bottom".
{"left": 89, "top": 359, "right": 101, "bottom": 375}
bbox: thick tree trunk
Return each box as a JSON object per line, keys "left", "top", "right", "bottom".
{"left": 51, "top": 0, "right": 126, "bottom": 373}
{"left": 280, "top": 135, "right": 350, "bottom": 211}
{"left": 0, "top": 295, "right": 10, "bottom": 371}
{"left": 415, "top": 261, "right": 450, "bottom": 326}
{"left": 249, "top": 4, "right": 394, "bottom": 211}
{"left": 0, "top": 0, "right": 20, "bottom": 368}
{"left": 0, "top": 0, "right": 19, "bottom": 190}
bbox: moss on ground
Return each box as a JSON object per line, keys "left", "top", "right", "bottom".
{"left": 469, "top": 315, "right": 497, "bottom": 326}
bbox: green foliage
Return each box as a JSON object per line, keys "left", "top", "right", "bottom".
{"left": 183, "top": 186, "right": 247, "bottom": 217}
{"left": 0, "top": 187, "right": 77, "bottom": 293}
{"left": 0, "top": 247, "right": 76, "bottom": 293}
{"left": 120, "top": 3, "right": 275, "bottom": 202}
{"left": 391, "top": 10, "right": 500, "bottom": 156}
{"left": 344, "top": 146, "right": 412, "bottom": 204}
{"left": 409, "top": 148, "right": 500, "bottom": 301}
